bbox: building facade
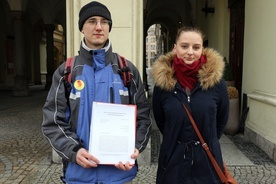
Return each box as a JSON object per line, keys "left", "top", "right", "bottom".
{"left": 1, "top": 0, "right": 276, "bottom": 162}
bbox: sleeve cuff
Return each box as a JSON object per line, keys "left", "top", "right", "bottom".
{"left": 72, "top": 144, "right": 84, "bottom": 153}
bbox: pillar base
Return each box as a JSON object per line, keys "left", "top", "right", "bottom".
{"left": 13, "top": 76, "right": 29, "bottom": 96}
{"left": 52, "top": 149, "right": 62, "bottom": 163}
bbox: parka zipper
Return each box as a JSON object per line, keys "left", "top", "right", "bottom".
{"left": 185, "top": 88, "right": 191, "bottom": 103}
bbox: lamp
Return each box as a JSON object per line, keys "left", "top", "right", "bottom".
{"left": 202, "top": 1, "right": 215, "bottom": 16}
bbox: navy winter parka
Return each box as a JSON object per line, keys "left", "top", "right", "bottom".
{"left": 150, "top": 48, "right": 229, "bottom": 184}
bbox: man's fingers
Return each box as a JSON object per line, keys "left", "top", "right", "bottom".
{"left": 81, "top": 159, "right": 98, "bottom": 168}
{"left": 115, "top": 161, "right": 134, "bottom": 171}
{"left": 131, "top": 148, "right": 139, "bottom": 159}
{"left": 124, "top": 161, "right": 132, "bottom": 170}
{"left": 76, "top": 148, "right": 99, "bottom": 168}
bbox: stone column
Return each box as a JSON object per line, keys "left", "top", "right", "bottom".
{"left": 34, "top": 30, "right": 42, "bottom": 85}
{"left": 11, "top": 11, "right": 29, "bottom": 96}
{"left": 43, "top": 24, "right": 55, "bottom": 90}
{"left": 44, "top": 24, "right": 62, "bottom": 163}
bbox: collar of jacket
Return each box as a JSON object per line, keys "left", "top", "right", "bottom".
{"left": 78, "top": 41, "right": 114, "bottom": 67}
{"left": 150, "top": 48, "right": 224, "bottom": 91}
{"left": 81, "top": 38, "right": 111, "bottom": 53}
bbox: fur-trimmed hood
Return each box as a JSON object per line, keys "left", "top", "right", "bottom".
{"left": 150, "top": 48, "right": 224, "bottom": 91}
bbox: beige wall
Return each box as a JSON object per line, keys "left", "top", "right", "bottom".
{"left": 194, "top": 0, "right": 229, "bottom": 59}
{"left": 243, "top": 0, "right": 276, "bottom": 161}
{"left": 243, "top": 0, "right": 276, "bottom": 94}
{"left": 66, "top": 0, "right": 144, "bottom": 74}
{"left": 208, "top": 0, "right": 230, "bottom": 59}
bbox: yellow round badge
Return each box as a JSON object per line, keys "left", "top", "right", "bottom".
{"left": 74, "top": 80, "right": 85, "bottom": 90}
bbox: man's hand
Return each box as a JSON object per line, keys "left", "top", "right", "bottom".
{"left": 114, "top": 148, "right": 139, "bottom": 171}
{"left": 76, "top": 148, "right": 100, "bottom": 168}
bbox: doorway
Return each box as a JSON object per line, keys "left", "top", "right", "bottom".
{"left": 229, "top": 0, "right": 245, "bottom": 101}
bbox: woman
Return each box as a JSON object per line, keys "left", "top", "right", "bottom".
{"left": 151, "top": 26, "right": 229, "bottom": 184}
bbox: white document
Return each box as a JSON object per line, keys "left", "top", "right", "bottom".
{"left": 89, "top": 102, "right": 137, "bottom": 165}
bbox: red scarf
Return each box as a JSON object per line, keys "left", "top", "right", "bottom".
{"left": 173, "top": 55, "right": 207, "bottom": 91}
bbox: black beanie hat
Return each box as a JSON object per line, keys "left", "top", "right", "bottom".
{"left": 78, "top": 1, "right": 112, "bottom": 32}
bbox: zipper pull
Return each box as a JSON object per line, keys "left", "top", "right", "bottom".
{"left": 185, "top": 87, "right": 191, "bottom": 103}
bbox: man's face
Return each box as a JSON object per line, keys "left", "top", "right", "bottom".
{"left": 81, "top": 16, "right": 111, "bottom": 49}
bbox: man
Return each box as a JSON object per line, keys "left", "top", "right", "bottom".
{"left": 42, "top": 1, "right": 151, "bottom": 183}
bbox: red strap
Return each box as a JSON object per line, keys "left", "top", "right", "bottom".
{"left": 182, "top": 103, "right": 228, "bottom": 184}
{"left": 118, "top": 55, "right": 131, "bottom": 87}
{"left": 64, "top": 57, "right": 74, "bottom": 83}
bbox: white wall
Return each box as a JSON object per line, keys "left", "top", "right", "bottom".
{"left": 243, "top": 0, "right": 276, "bottom": 161}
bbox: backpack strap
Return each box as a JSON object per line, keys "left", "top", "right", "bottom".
{"left": 64, "top": 57, "right": 74, "bottom": 83}
{"left": 63, "top": 57, "right": 75, "bottom": 99}
{"left": 117, "top": 54, "right": 131, "bottom": 88}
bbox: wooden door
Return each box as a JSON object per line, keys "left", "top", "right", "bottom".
{"left": 229, "top": 0, "right": 245, "bottom": 100}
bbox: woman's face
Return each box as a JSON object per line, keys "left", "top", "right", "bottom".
{"left": 173, "top": 31, "right": 203, "bottom": 65}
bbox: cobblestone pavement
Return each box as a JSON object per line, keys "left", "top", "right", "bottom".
{"left": 0, "top": 85, "right": 276, "bottom": 184}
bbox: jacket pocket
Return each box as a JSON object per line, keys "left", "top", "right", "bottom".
{"left": 65, "top": 162, "right": 96, "bottom": 183}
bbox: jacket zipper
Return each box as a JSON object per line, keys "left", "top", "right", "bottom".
{"left": 185, "top": 88, "right": 191, "bottom": 103}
